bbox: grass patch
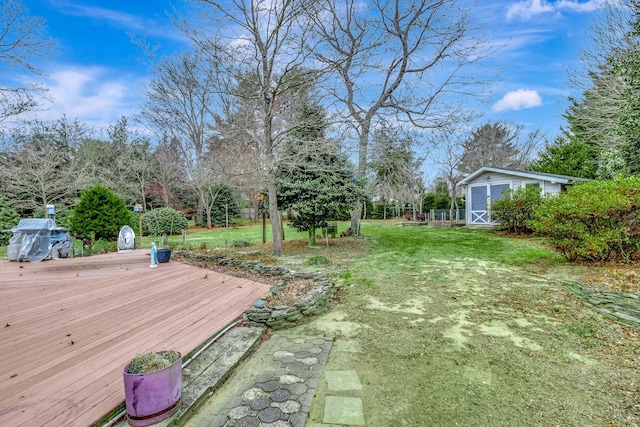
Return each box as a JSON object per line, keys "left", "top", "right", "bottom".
{"left": 276, "top": 220, "right": 640, "bottom": 426}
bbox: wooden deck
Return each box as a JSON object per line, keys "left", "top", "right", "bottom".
{"left": 0, "top": 250, "right": 271, "bottom": 427}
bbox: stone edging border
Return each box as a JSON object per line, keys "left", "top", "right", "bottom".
{"left": 175, "top": 251, "right": 339, "bottom": 329}
{"left": 563, "top": 280, "right": 640, "bottom": 328}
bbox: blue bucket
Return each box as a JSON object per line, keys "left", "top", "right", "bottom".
{"left": 157, "top": 248, "right": 172, "bottom": 263}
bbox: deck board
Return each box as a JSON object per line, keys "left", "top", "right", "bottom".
{"left": 0, "top": 250, "right": 271, "bottom": 427}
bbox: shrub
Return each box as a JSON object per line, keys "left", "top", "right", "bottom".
{"left": 71, "top": 185, "right": 133, "bottom": 242}
{"left": 490, "top": 186, "right": 543, "bottom": 234}
{"left": 531, "top": 176, "right": 640, "bottom": 262}
{"left": 231, "top": 239, "right": 252, "bottom": 248}
{"left": 0, "top": 197, "right": 20, "bottom": 245}
{"left": 142, "top": 207, "right": 188, "bottom": 236}
{"left": 127, "top": 350, "right": 180, "bottom": 374}
{"left": 305, "top": 255, "right": 331, "bottom": 266}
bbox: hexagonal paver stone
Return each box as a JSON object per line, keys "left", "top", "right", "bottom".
{"left": 249, "top": 397, "right": 271, "bottom": 411}
{"left": 282, "top": 382, "right": 307, "bottom": 396}
{"left": 288, "top": 411, "right": 307, "bottom": 427}
{"left": 260, "top": 380, "right": 281, "bottom": 392}
{"left": 271, "top": 400, "right": 301, "bottom": 414}
{"left": 258, "top": 407, "right": 283, "bottom": 423}
{"left": 279, "top": 374, "right": 304, "bottom": 384}
{"left": 243, "top": 387, "right": 268, "bottom": 400}
{"left": 229, "top": 405, "right": 254, "bottom": 419}
{"left": 273, "top": 350, "right": 295, "bottom": 359}
{"left": 300, "top": 357, "right": 318, "bottom": 366}
{"left": 277, "top": 355, "right": 296, "bottom": 364}
{"left": 254, "top": 374, "right": 274, "bottom": 383}
{"left": 295, "top": 370, "right": 314, "bottom": 380}
{"left": 287, "top": 361, "right": 310, "bottom": 372}
{"left": 323, "top": 396, "right": 365, "bottom": 425}
{"left": 229, "top": 416, "right": 259, "bottom": 427}
{"left": 270, "top": 388, "right": 291, "bottom": 403}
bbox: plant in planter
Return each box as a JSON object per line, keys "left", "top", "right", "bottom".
{"left": 123, "top": 350, "right": 182, "bottom": 426}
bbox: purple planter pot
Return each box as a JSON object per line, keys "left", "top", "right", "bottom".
{"left": 123, "top": 352, "right": 182, "bottom": 427}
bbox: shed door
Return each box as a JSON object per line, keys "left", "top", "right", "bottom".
{"left": 470, "top": 185, "right": 489, "bottom": 224}
{"left": 470, "top": 182, "right": 512, "bottom": 224}
{"left": 490, "top": 183, "right": 511, "bottom": 224}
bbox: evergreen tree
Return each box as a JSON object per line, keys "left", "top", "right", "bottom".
{"left": 457, "top": 121, "right": 537, "bottom": 174}
{"left": 70, "top": 185, "right": 133, "bottom": 242}
{"left": 529, "top": 135, "right": 598, "bottom": 179}
{"left": 0, "top": 196, "right": 20, "bottom": 245}
{"left": 565, "top": 0, "right": 640, "bottom": 177}
{"left": 276, "top": 103, "right": 364, "bottom": 246}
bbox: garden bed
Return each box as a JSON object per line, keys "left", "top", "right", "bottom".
{"left": 174, "top": 251, "right": 339, "bottom": 329}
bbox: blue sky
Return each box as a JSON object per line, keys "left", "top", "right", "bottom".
{"left": 10, "top": 0, "right": 605, "bottom": 138}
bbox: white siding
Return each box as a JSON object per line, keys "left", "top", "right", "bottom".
{"left": 464, "top": 171, "right": 566, "bottom": 225}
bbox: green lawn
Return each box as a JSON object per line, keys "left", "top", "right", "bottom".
{"left": 282, "top": 221, "right": 640, "bottom": 426}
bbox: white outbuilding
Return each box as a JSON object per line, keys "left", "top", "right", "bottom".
{"left": 459, "top": 167, "right": 589, "bottom": 226}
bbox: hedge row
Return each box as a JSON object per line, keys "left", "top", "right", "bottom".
{"left": 493, "top": 176, "right": 640, "bottom": 262}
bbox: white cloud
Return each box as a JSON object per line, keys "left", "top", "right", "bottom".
{"left": 507, "top": 0, "right": 607, "bottom": 21}
{"left": 18, "top": 65, "right": 143, "bottom": 127}
{"left": 493, "top": 89, "right": 543, "bottom": 111}
{"left": 51, "top": 1, "right": 185, "bottom": 41}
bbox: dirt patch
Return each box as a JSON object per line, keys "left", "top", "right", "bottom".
{"left": 582, "top": 265, "right": 640, "bottom": 295}
{"left": 266, "top": 278, "right": 317, "bottom": 307}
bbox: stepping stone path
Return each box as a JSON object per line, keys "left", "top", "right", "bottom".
{"left": 564, "top": 281, "right": 640, "bottom": 328}
{"left": 322, "top": 370, "right": 365, "bottom": 425}
{"left": 192, "top": 335, "right": 332, "bottom": 427}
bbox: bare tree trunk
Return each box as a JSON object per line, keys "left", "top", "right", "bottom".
{"left": 205, "top": 203, "right": 212, "bottom": 229}
{"left": 350, "top": 205, "right": 361, "bottom": 236}
{"left": 267, "top": 169, "right": 283, "bottom": 256}
{"left": 308, "top": 226, "right": 316, "bottom": 246}
{"left": 350, "top": 123, "right": 371, "bottom": 236}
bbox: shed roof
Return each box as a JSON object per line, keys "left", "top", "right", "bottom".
{"left": 459, "top": 167, "right": 590, "bottom": 185}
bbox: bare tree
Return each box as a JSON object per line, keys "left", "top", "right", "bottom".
{"left": 0, "top": 117, "right": 88, "bottom": 213}
{"left": 180, "top": 0, "right": 317, "bottom": 255}
{"left": 310, "top": 0, "right": 494, "bottom": 234}
{"left": 369, "top": 124, "right": 426, "bottom": 220}
{"left": 0, "top": 0, "right": 57, "bottom": 123}
{"left": 151, "top": 134, "right": 186, "bottom": 208}
{"left": 138, "top": 50, "right": 226, "bottom": 228}
{"left": 434, "top": 132, "right": 464, "bottom": 226}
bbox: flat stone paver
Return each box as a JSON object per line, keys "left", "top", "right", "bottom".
{"left": 564, "top": 281, "right": 640, "bottom": 328}
{"left": 325, "top": 370, "right": 362, "bottom": 391}
{"left": 186, "top": 335, "right": 332, "bottom": 427}
{"left": 323, "top": 396, "right": 365, "bottom": 425}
